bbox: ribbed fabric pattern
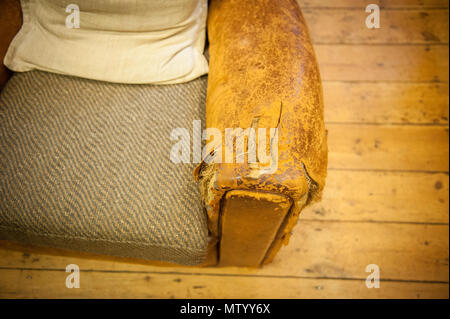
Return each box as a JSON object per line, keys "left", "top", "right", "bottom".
{"left": 0, "top": 70, "right": 208, "bottom": 265}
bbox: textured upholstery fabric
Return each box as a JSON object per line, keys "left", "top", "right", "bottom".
{"left": 5, "top": 0, "right": 209, "bottom": 84}
{"left": 0, "top": 70, "right": 208, "bottom": 265}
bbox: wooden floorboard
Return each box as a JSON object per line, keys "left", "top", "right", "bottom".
{"left": 305, "top": 9, "right": 449, "bottom": 44}
{"left": 0, "top": 0, "right": 448, "bottom": 299}
{"left": 327, "top": 124, "right": 449, "bottom": 171}
{"left": 298, "top": 0, "right": 449, "bottom": 9}
{"left": 0, "top": 268, "right": 447, "bottom": 299}
{"left": 316, "top": 44, "right": 449, "bottom": 82}
{"left": 323, "top": 82, "right": 449, "bottom": 124}
{"left": 1, "top": 220, "right": 448, "bottom": 282}
{"left": 303, "top": 170, "right": 449, "bottom": 224}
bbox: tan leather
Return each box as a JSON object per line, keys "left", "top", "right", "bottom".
{"left": 0, "top": 0, "right": 22, "bottom": 91}
{"left": 199, "top": 0, "right": 328, "bottom": 264}
{"left": 219, "top": 190, "right": 293, "bottom": 267}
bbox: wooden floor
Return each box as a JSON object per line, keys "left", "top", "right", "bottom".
{"left": 0, "top": 0, "right": 448, "bottom": 298}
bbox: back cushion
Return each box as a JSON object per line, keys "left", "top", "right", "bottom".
{"left": 4, "top": 0, "right": 209, "bottom": 84}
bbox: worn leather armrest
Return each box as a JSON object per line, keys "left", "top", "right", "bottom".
{"left": 198, "top": 0, "right": 328, "bottom": 264}
{"left": 0, "top": 0, "right": 22, "bottom": 91}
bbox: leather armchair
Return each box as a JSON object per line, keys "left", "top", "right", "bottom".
{"left": 0, "top": 0, "right": 327, "bottom": 267}
{"left": 198, "top": 0, "right": 327, "bottom": 266}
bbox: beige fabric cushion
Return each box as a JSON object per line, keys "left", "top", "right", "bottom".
{"left": 0, "top": 70, "right": 208, "bottom": 265}
{"left": 4, "top": 0, "right": 209, "bottom": 84}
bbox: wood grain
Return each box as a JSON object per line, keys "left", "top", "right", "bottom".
{"left": 273, "top": 221, "right": 449, "bottom": 282}
{"left": 304, "top": 9, "right": 449, "bottom": 44}
{"left": 0, "top": 268, "right": 447, "bottom": 299}
{"left": 1, "top": 221, "right": 448, "bottom": 282}
{"left": 298, "top": 0, "right": 449, "bottom": 9}
{"left": 323, "top": 82, "right": 449, "bottom": 124}
{"left": 316, "top": 44, "right": 449, "bottom": 82}
{"left": 303, "top": 170, "right": 449, "bottom": 223}
{"left": 327, "top": 124, "right": 449, "bottom": 171}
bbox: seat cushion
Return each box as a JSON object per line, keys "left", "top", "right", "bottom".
{"left": 0, "top": 70, "right": 208, "bottom": 265}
